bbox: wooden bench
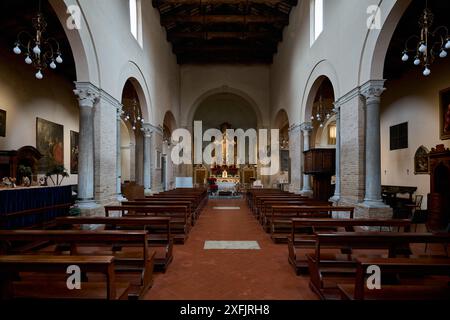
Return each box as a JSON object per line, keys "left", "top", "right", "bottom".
{"left": 105, "top": 205, "right": 190, "bottom": 244}
{"left": 128, "top": 200, "right": 197, "bottom": 225}
{"left": 55, "top": 216, "right": 173, "bottom": 272}
{"left": 0, "top": 230, "right": 154, "bottom": 299}
{"left": 338, "top": 257, "right": 450, "bottom": 300}
{"left": 269, "top": 206, "right": 355, "bottom": 243}
{"left": 288, "top": 218, "right": 411, "bottom": 274}
{"left": 307, "top": 232, "right": 450, "bottom": 300}
{"left": 0, "top": 255, "right": 130, "bottom": 300}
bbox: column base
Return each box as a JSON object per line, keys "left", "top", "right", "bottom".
{"left": 75, "top": 200, "right": 103, "bottom": 217}
{"left": 300, "top": 189, "right": 313, "bottom": 198}
{"left": 144, "top": 189, "right": 153, "bottom": 196}
{"left": 362, "top": 199, "right": 389, "bottom": 209}
{"left": 117, "top": 194, "right": 127, "bottom": 202}
{"left": 329, "top": 194, "right": 341, "bottom": 203}
{"left": 356, "top": 202, "right": 393, "bottom": 219}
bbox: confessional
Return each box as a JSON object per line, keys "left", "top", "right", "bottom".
{"left": 303, "top": 148, "right": 336, "bottom": 201}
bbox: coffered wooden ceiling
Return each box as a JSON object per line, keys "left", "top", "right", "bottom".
{"left": 152, "top": 0, "right": 299, "bottom": 64}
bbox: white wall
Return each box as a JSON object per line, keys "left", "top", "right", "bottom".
{"left": 381, "top": 59, "right": 450, "bottom": 209}
{"left": 0, "top": 45, "right": 79, "bottom": 186}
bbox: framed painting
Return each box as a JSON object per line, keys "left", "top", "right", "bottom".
{"left": 70, "top": 131, "right": 79, "bottom": 174}
{"left": 0, "top": 109, "right": 6, "bottom": 137}
{"left": 36, "top": 118, "right": 64, "bottom": 173}
{"left": 414, "top": 146, "right": 429, "bottom": 175}
{"left": 440, "top": 87, "right": 450, "bottom": 140}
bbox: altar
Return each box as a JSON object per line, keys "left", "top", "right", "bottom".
{"left": 216, "top": 177, "right": 240, "bottom": 192}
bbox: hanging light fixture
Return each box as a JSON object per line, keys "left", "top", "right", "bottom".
{"left": 12, "top": 0, "right": 63, "bottom": 79}
{"left": 122, "top": 97, "right": 144, "bottom": 131}
{"left": 401, "top": 1, "right": 449, "bottom": 77}
{"left": 310, "top": 92, "right": 334, "bottom": 128}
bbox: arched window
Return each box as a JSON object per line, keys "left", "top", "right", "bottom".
{"left": 129, "top": 0, "right": 142, "bottom": 47}
{"left": 310, "top": 0, "right": 323, "bottom": 46}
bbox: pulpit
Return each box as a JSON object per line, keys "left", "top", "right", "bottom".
{"left": 304, "top": 148, "right": 336, "bottom": 201}
{"left": 428, "top": 145, "right": 450, "bottom": 231}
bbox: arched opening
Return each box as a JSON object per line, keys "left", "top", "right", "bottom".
{"left": 192, "top": 92, "right": 258, "bottom": 192}
{"left": 380, "top": 0, "right": 450, "bottom": 212}
{"left": 120, "top": 79, "right": 145, "bottom": 186}
{"left": 303, "top": 77, "right": 337, "bottom": 201}
{"left": 0, "top": 0, "right": 80, "bottom": 187}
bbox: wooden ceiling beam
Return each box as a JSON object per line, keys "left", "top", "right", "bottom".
{"left": 173, "top": 44, "right": 276, "bottom": 55}
{"left": 153, "top": 0, "right": 297, "bottom": 6}
{"left": 160, "top": 14, "right": 287, "bottom": 25}
{"left": 167, "top": 31, "right": 281, "bottom": 41}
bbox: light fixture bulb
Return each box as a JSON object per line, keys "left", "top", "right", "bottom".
{"left": 56, "top": 55, "right": 63, "bottom": 64}
{"left": 25, "top": 56, "right": 32, "bottom": 64}
{"left": 413, "top": 57, "right": 421, "bottom": 66}
{"left": 401, "top": 52, "right": 409, "bottom": 62}
{"left": 319, "top": 123, "right": 324, "bottom": 128}
{"left": 132, "top": 126, "right": 136, "bottom": 131}
{"left": 439, "top": 50, "right": 448, "bottom": 58}
{"left": 423, "top": 67, "right": 431, "bottom": 77}
{"left": 35, "top": 70, "right": 43, "bottom": 80}
{"left": 445, "top": 40, "right": 450, "bottom": 50}
{"left": 310, "top": 116, "right": 314, "bottom": 120}
{"left": 50, "top": 61, "right": 57, "bottom": 69}
{"left": 33, "top": 45, "right": 41, "bottom": 55}
{"left": 13, "top": 45, "right": 21, "bottom": 55}
{"left": 418, "top": 43, "right": 427, "bottom": 53}
{"left": 141, "top": 119, "right": 144, "bottom": 123}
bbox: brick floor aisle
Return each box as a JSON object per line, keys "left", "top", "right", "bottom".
{"left": 145, "top": 198, "right": 316, "bottom": 300}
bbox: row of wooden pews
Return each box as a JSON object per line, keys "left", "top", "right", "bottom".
{"left": 0, "top": 188, "right": 208, "bottom": 300}
{"left": 246, "top": 189, "right": 450, "bottom": 300}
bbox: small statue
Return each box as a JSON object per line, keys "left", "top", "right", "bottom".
{"left": 22, "top": 176, "right": 31, "bottom": 187}
{"left": 39, "top": 176, "right": 48, "bottom": 186}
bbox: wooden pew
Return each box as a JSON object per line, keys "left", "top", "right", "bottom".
{"left": 0, "top": 230, "right": 154, "bottom": 299}
{"left": 0, "top": 255, "right": 130, "bottom": 300}
{"left": 105, "top": 205, "right": 190, "bottom": 244}
{"left": 269, "top": 206, "right": 355, "bottom": 243}
{"left": 306, "top": 232, "right": 450, "bottom": 300}
{"left": 288, "top": 218, "right": 411, "bottom": 274}
{"left": 338, "top": 257, "right": 450, "bottom": 300}
{"left": 55, "top": 216, "right": 173, "bottom": 272}
{"left": 128, "top": 200, "right": 197, "bottom": 225}
{"left": 246, "top": 189, "right": 287, "bottom": 210}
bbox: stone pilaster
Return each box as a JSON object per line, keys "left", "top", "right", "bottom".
{"left": 300, "top": 122, "right": 313, "bottom": 197}
{"left": 288, "top": 123, "right": 302, "bottom": 193}
{"left": 116, "top": 104, "right": 126, "bottom": 201}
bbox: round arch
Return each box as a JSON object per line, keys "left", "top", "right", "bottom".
{"left": 49, "top": 0, "right": 100, "bottom": 84}
{"left": 358, "top": 0, "right": 412, "bottom": 83}
{"left": 163, "top": 111, "right": 178, "bottom": 134}
{"left": 301, "top": 60, "right": 340, "bottom": 124}
{"left": 186, "top": 86, "right": 264, "bottom": 128}
{"left": 274, "top": 109, "right": 290, "bottom": 129}
{"left": 117, "top": 61, "right": 152, "bottom": 124}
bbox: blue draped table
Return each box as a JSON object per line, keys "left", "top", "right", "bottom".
{"left": 0, "top": 186, "right": 72, "bottom": 229}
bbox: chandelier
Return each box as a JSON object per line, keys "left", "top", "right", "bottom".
{"left": 401, "top": 2, "right": 450, "bottom": 77}
{"left": 122, "top": 98, "right": 144, "bottom": 131}
{"left": 310, "top": 94, "right": 334, "bottom": 128}
{"left": 13, "top": 0, "right": 63, "bottom": 80}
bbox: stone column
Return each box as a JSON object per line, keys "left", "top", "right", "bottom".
{"left": 300, "top": 122, "right": 313, "bottom": 197}
{"left": 330, "top": 104, "right": 341, "bottom": 202}
{"left": 288, "top": 124, "right": 302, "bottom": 193}
{"left": 73, "top": 83, "right": 99, "bottom": 209}
{"left": 116, "top": 104, "right": 126, "bottom": 201}
{"left": 141, "top": 124, "right": 153, "bottom": 195}
{"left": 361, "top": 80, "right": 386, "bottom": 207}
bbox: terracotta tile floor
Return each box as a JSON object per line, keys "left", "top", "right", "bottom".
{"left": 144, "top": 198, "right": 317, "bottom": 300}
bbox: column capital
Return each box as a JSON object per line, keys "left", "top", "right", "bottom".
{"left": 116, "top": 104, "right": 124, "bottom": 120}
{"left": 360, "top": 80, "right": 386, "bottom": 100}
{"left": 141, "top": 123, "right": 154, "bottom": 138}
{"left": 289, "top": 123, "right": 302, "bottom": 134}
{"left": 300, "top": 122, "right": 313, "bottom": 133}
{"left": 73, "top": 82, "right": 100, "bottom": 108}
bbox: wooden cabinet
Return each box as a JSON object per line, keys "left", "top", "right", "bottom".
{"left": 304, "top": 149, "right": 336, "bottom": 201}
{"left": 428, "top": 145, "right": 450, "bottom": 231}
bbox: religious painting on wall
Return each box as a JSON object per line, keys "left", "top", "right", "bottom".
{"left": 70, "top": 131, "right": 79, "bottom": 174}
{"left": 414, "top": 145, "right": 429, "bottom": 175}
{"left": 440, "top": 87, "right": 450, "bottom": 140}
{"left": 36, "top": 118, "right": 64, "bottom": 173}
{"left": 0, "top": 109, "right": 6, "bottom": 137}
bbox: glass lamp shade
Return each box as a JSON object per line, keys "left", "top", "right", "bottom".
{"left": 25, "top": 56, "right": 32, "bottom": 64}
{"left": 418, "top": 43, "right": 427, "bottom": 53}
{"left": 13, "top": 45, "right": 21, "bottom": 55}
{"left": 445, "top": 40, "right": 450, "bottom": 50}
{"left": 50, "top": 61, "right": 57, "bottom": 69}
{"left": 33, "top": 45, "right": 41, "bottom": 55}
{"left": 413, "top": 58, "right": 421, "bottom": 66}
{"left": 401, "top": 53, "right": 409, "bottom": 61}
{"left": 35, "top": 70, "right": 43, "bottom": 80}
{"left": 423, "top": 67, "right": 431, "bottom": 76}
{"left": 56, "top": 55, "right": 63, "bottom": 64}
{"left": 440, "top": 50, "right": 448, "bottom": 58}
